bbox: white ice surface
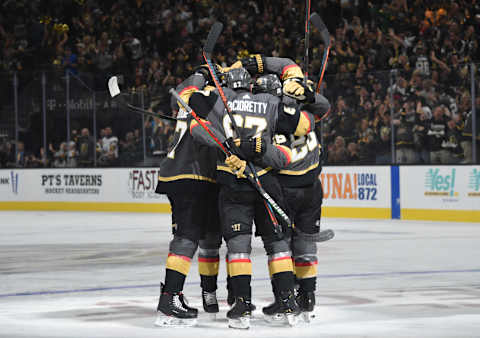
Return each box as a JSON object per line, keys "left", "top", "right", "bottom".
{"left": 1, "top": 211, "right": 480, "bottom": 337}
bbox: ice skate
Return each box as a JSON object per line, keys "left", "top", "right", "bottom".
{"left": 296, "top": 290, "right": 315, "bottom": 322}
{"left": 263, "top": 290, "right": 300, "bottom": 326}
{"left": 202, "top": 290, "right": 219, "bottom": 320}
{"left": 227, "top": 297, "right": 252, "bottom": 329}
{"left": 155, "top": 291, "right": 198, "bottom": 327}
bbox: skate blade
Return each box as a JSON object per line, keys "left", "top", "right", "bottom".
{"left": 154, "top": 313, "right": 197, "bottom": 327}
{"left": 301, "top": 311, "right": 315, "bottom": 323}
{"left": 285, "top": 313, "right": 299, "bottom": 327}
{"left": 228, "top": 317, "right": 250, "bottom": 329}
{"left": 206, "top": 312, "right": 217, "bottom": 321}
{"left": 264, "top": 313, "right": 285, "bottom": 324}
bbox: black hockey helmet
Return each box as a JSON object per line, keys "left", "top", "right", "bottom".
{"left": 225, "top": 67, "right": 251, "bottom": 90}
{"left": 253, "top": 74, "right": 282, "bottom": 96}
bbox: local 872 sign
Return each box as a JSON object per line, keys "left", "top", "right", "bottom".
{"left": 320, "top": 167, "right": 390, "bottom": 207}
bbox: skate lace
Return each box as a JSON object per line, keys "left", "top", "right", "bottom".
{"left": 203, "top": 291, "right": 217, "bottom": 306}
{"left": 173, "top": 294, "right": 188, "bottom": 312}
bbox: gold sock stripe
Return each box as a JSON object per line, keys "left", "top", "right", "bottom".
{"left": 228, "top": 258, "right": 252, "bottom": 277}
{"left": 198, "top": 256, "right": 220, "bottom": 276}
{"left": 268, "top": 256, "right": 294, "bottom": 275}
{"left": 166, "top": 253, "right": 191, "bottom": 276}
{"left": 294, "top": 261, "right": 318, "bottom": 279}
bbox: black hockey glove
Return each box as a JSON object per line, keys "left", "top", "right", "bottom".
{"left": 223, "top": 136, "right": 266, "bottom": 160}
{"left": 194, "top": 64, "right": 225, "bottom": 86}
{"left": 238, "top": 135, "right": 267, "bottom": 160}
{"left": 240, "top": 54, "right": 265, "bottom": 74}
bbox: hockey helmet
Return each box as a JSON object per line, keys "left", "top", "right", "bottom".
{"left": 225, "top": 67, "right": 251, "bottom": 90}
{"left": 253, "top": 74, "right": 282, "bottom": 96}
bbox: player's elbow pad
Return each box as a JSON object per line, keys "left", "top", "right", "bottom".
{"left": 301, "top": 93, "right": 331, "bottom": 117}
{"left": 189, "top": 92, "right": 216, "bottom": 119}
{"left": 294, "top": 111, "right": 315, "bottom": 136}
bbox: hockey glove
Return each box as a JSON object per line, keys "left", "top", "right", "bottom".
{"left": 238, "top": 135, "right": 266, "bottom": 160}
{"left": 240, "top": 54, "right": 265, "bottom": 74}
{"left": 223, "top": 54, "right": 265, "bottom": 75}
{"left": 194, "top": 64, "right": 225, "bottom": 85}
{"left": 225, "top": 155, "right": 246, "bottom": 178}
{"left": 283, "top": 78, "right": 315, "bottom": 103}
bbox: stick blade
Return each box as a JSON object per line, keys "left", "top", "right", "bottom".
{"left": 107, "top": 76, "right": 121, "bottom": 98}
{"left": 310, "top": 12, "right": 330, "bottom": 45}
{"left": 203, "top": 22, "right": 223, "bottom": 56}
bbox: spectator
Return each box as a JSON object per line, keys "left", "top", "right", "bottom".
{"left": 426, "top": 106, "right": 449, "bottom": 164}
{"left": 375, "top": 126, "right": 392, "bottom": 164}
{"left": 16, "top": 141, "right": 25, "bottom": 167}
{"left": 119, "top": 131, "right": 138, "bottom": 165}
{"left": 50, "top": 142, "right": 67, "bottom": 168}
{"left": 442, "top": 118, "right": 464, "bottom": 164}
{"left": 77, "top": 128, "right": 95, "bottom": 167}
{"left": 346, "top": 142, "right": 360, "bottom": 163}
{"left": 66, "top": 141, "right": 78, "bottom": 168}
{"left": 62, "top": 46, "right": 78, "bottom": 75}
{"left": 98, "top": 126, "right": 118, "bottom": 166}
{"left": 394, "top": 110, "right": 416, "bottom": 164}
{"left": 329, "top": 136, "right": 348, "bottom": 164}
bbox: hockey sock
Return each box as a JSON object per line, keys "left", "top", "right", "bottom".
{"left": 227, "top": 253, "right": 252, "bottom": 298}
{"left": 163, "top": 252, "right": 192, "bottom": 293}
{"left": 198, "top": 249, "right": 220, "bottom": 292}
{"left": 268, "top": 252, "right": 294, "bottom": 278}
{"left": 294, "top": 257, "right": 318, "bottom": 281}
{"left": 200, "top": 275, "right": 218, "bottom": 293}
{"left": 163, "top": 269, "right": 186, "bottom": 293}
{"left": 272, "top": 271, "right": 295, "bottom": 293}
{"left": 231, "top": 275, "right": 252, "bottom": 299}
{"left": 298, "top": 277, "right": 316, "bottom": 293}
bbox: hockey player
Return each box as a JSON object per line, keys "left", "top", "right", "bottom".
{"left": 189, "top": 67, "right": 318, "bottom": 329}
{"left": 154, "top": 71, "right": 222, "bottom": 326}
{"left": 253, "top": 73, "right": 331, "bottom": 322}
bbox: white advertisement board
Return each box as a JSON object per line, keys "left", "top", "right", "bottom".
{"left": 0, "top": 168, "right": 169, "bottom": 204}
{"left": 400, "top": 166, "right": 480, "bottom": 211}
{"left": 320, "top": 166, "right": 391, "bottom": 208}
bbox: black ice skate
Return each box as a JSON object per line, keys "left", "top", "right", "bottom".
{"left": 155, "top": 290, "right": 198, "bottom": 327}
{"left": 296, "top": 290, "right": 315, "bottom": 322}
{"left": 263, "top": 290, "right": 300, "bottom": 326}
{"left": 202, "top": 290, "right": 219, "bottom": 319}
{"left": 227, "top": 297, "right": 253, "bottom": 329}
{"left": 179, "top": 292, "right": 198, "bottom": 315}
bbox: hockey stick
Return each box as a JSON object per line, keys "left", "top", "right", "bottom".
{"left": 202, "top": 22, "right": 291, "bottom": 230}
{"left": 304, "top": 0, "right": 311, "bottom": 84}
{"left": 170, "top": 87, "right": 291, "bottom": 230}
{"left": 296, "top": 228, "right": 335, "bottom": 243}
{"left": 309, "top": 13, "right": 331, "bottom": 93}
{"left": 107, "top": 76, "right": 178, "bottom": 122}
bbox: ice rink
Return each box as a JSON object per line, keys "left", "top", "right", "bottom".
{"left": 1, "top": 211, "right": 480, "bottom": 337}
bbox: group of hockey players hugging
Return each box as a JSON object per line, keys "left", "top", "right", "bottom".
{"left": 154, "top": 53, "right": 331, "bottom": 329}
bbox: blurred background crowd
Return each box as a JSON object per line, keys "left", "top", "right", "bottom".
{"left": 0, "top": 0, "right": 479, "bottom": 168}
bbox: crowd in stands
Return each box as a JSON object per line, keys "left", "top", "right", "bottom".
{"left": 0, "top": 0, "right": 479, "bottom": 168}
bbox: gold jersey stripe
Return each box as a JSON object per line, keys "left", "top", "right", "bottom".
{"left": 158, "top": 174, "right": 216, "bottom": 183}
{"left": 217, "top": 165, "right": 272, "bottom": 176}
{"left": 278, "top": 162, "right": 319, "bottom": 175}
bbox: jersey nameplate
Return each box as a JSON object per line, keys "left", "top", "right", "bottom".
{"left": 227, "top": 100, "right": 268, "bottom": 114}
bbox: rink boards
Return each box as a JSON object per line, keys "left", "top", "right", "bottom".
{"left": 0, "top": 166, "right": 479, "bottom": 222}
